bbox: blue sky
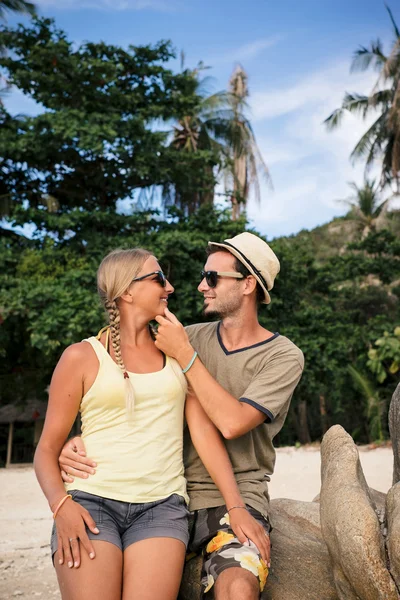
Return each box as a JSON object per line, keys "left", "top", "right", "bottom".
{"left": 3, "top": 0, "right": 398, "bottom": 238}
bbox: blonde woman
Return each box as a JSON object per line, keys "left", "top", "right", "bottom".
{"left": 34, "top": 248, "right": 268, "bottom": 600}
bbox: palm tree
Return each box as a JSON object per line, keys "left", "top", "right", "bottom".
{"left": 226, "top": 65, "right": 271, "bottom": 220}
{"left": 166, "top": 63, "right": 271, "bottom": 219}
{"left": 338, "top": 179, "right": 392, "bottom": 237}
{"left": 348, "top": 365, "right": 385, "bottom": 442}
{"left": 0, "top": 0, "right": 36, "bottom": 19}
{"left": 325, "top": 5, "right": 400, "bottom": 190}
{"left": 0, "top": 1, "right": 36, "bottom": 105}
{"left": 165, "top": 69, "right": 232, "bottom": 214}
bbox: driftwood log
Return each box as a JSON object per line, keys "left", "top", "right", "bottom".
{"left": 179, "top": 383, "right": 400, "bottom": 600}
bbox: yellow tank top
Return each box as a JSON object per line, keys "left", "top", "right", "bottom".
{"left": 65, "top": 336, "right": 188, "bottom": 504}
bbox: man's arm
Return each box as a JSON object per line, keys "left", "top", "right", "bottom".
{"left": 59, "top": 437, "right": 96, "bottom": 483}
{"left": 185, "top": 394, "right": 270, "bottom": 565}
{"left": 155, "top": 310, "right": 303, "bottom": 439}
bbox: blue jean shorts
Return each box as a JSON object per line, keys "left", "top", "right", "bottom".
{"left": 51, "top": 489, "right": 190, "bottom": 557}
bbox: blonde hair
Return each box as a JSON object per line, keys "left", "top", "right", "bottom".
{"left": 97, "top": 248, "right": 187, "bottom": 418}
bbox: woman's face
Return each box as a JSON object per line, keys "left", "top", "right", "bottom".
{"left": 127, "top": 255, "right": 174, "bottom": 319}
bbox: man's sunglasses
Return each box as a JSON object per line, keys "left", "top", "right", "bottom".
{"left": 132, "top": 270, "right": 167, "bottom": 287}
{"left": 200, "top": 270, "right": 245, "bottom": 289}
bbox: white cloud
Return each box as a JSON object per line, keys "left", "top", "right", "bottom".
{"left": 210, "top": 36, "right": 282, "bottom": 67}
{"left": 251, "top": 60, "right": 377, "bottom": 121}
{"left": 245, "top": 59, "right": 384, "bottom": 237}
{"left": 35, "top": 0, "right": 178, "bottom": 11}
{"left": 234, "top": 37, "right": 282, "bottom": 61}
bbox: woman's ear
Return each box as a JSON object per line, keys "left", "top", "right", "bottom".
{"left": 119, "top": 289, "right": 134, "bottom": 303}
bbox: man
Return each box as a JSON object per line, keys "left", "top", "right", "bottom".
{"left": 60, "top": 232, "right": 304, "bottom": 599}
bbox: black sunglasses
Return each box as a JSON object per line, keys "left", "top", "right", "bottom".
{"left": 132, "top": 270, "right": 167, "bottom": 287}
{"left": 200, "top": 270, "right": 245, "bottom": 289}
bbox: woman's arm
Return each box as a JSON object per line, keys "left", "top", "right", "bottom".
{"left": 185, "top": 394, "right": 270, "bottom": 565}
{"left": 34, "top": 343, "right": 99, "bottom": 568}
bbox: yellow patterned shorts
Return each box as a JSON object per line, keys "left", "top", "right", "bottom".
{"left": 187, "top": 504, "right": 271, "bottom": 597}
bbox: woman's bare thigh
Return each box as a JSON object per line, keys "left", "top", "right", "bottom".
{"left": 55, "top": 540, "right": 122, "bottom": 600}
{"left": 122, "top": 537, "right": 186, "bottom": 600}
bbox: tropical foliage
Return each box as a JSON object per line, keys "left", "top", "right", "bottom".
{"left": 0, "top": 18, "right": 219, "bottom": 225}
{"left": 165, "top": 63, "right": 270, "bottom": 217}
{"left": 0, "top": 0, "right": 36, "bottom": 20}
{"left": 325, "top": 5, "right": 400, "bottom": 189}
{"left": 0, "top": 12, "right": 399, "bottom": 451}
{"left": 338, "top": 178, "right": 393, "bottom": 237}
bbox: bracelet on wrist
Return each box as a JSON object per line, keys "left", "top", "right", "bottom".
{"left": 182, "top": 351, "right": 198, "bottom": 374}
{"left": 52, "top": 494, "right": 72, "bottom": 519}
{"left": 227, "top": 505, "right": 247, "bottom": 513}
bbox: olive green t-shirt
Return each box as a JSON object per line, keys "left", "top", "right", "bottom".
{"left": 184, "top": 321, "right": 304, "bottom": 517}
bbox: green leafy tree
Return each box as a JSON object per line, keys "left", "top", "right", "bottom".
{"left": 325, "top": 5, "right": 400, "bottom": 188}
{"left": 0, "top": 18, "right": 216, "bottom": 227}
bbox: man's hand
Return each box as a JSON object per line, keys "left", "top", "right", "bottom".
{"left": 154, "top": 308, "right": 193, "bottom": 363}
{"left": 59, "top": 436, "right": 96, "bottom": 483}
{"left": 228, "top": 507, "right": 271, "bottom": 567}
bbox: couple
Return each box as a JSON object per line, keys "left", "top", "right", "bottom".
{"left": 34, "top": 232, "right": 304, "bottom": 600}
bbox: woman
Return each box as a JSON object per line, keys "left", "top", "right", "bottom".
{"left": 34, "top": 248, "right": 268, "bottom": 600}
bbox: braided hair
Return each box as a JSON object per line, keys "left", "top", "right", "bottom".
{"left": 97, "top": 248, "right": 152, "bottom": 417}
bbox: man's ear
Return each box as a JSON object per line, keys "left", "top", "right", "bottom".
{"left": 243, "top": 276, "right": 257, "bottom": 297}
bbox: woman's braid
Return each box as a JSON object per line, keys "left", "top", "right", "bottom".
{"left": 105, "top": 298, "right": 135, "bottom": 416}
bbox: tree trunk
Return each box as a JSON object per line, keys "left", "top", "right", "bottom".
{"left": 319, "top": 394, "right": 329, "bottom": 435}
{"left": 296, "top": 400, "right": 311, "bottom": 444}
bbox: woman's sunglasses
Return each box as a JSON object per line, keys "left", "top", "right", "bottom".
{"left": 200, "top": 270, "right": 245, "bottom": 289}
{"left": 132, "top": 270, "right": 167, "bottom": 287}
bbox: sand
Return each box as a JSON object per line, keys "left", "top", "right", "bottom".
{"left": 0, "top": 445, "right": 393, "bottom": 599}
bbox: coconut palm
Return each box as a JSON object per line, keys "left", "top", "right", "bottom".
{"left": 0, "top": 0, "right": 36, "bottom": 19}
{"left": 339, "top": 179, "right": 392, "bottom": 237}
{"left": 166, "top": 63, "right": 271, "bottom": 218}
{"left": 325, "top": 5, "right": 400, "bottom": 189}
{"left": 165, "top": 69, "right": 233, "bottom": 214}
{"left": 226, "top": 65, "right": 271, "bottom": 220}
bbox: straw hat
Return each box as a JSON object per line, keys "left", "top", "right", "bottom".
{"left": 208, "top": 232, "right": 280, "bottom": 304}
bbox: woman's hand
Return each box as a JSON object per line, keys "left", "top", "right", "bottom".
{"left": 228, "top": 507, "right": 271, "bottom": 566}
{"left": 54, "top": 497, "right": 99, "bottom": 568}
{"left": 59, "top": 436, "right": 97, "bottom": 483}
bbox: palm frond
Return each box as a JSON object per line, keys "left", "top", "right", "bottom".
{"left": 351, "top": 40, "right": 387, "bottom": 73}
{"left": 324, "top": 107, "right": 347, "bottom": 130}
{"left": 386, "top": 3, "right": 400, "bottom": 39}
{"left": 350, "top": 113, "right": 385, "bottom": 163}
{"left": 383, "top": 36, "right": 400, "bottom": 80}
{"left": 0, "top": 0, "right": 36, "bottom": 19}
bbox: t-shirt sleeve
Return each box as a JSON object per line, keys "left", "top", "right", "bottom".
{"left": 240, "top": 350, "right": 304, "bottom": 422}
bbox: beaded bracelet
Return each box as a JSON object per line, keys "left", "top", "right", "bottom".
{"left": 227, "top": 505, "right": 247, "bottom": 513}
{"left": 182, "top": 351, "right": 198, "bottom": 374}
{"left": 53, "top": 494, "right": 72, "bottom": 519}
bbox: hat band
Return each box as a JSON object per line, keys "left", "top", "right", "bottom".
{"left": 222, "top": 241, "right": 270, "bottom": 291}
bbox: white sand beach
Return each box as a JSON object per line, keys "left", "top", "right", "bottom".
{"left": 0, "top": 445, "right": 393, "bottom": 599}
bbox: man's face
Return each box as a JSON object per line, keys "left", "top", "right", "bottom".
{"left": 198, "top": 251, "right": 244, "bottom": 319}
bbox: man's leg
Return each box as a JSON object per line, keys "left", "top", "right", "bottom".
{"left": 189, "top": 505, "right": 269, "bottom": 599}
{"left": 214, "top": 566, "right": 259, "bottom": 600}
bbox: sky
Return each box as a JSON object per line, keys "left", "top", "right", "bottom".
{"left": 3, "top": 0, "right": 398, "bottom": 239}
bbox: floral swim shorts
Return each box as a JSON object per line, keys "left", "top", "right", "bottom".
{"left": 187, "top": 504, "right": 271, "bottom": 597}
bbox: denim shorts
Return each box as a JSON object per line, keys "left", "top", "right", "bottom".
{"left": 51, "top": 489, "right": 190, "bottom": 557}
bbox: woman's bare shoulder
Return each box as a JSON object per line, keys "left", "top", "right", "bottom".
{"left": 59, "top": 341, "right": 97, "bottom": 366}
